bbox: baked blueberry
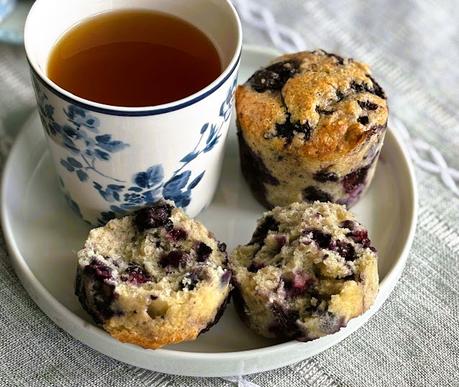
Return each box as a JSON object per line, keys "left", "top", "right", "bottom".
{"left": 249, "top": 60, "right": 300, "bottom": 92}
{"left": 134, "top": 201, "right": 172, "bottom": 231}
{"left": 303, "top": 186, "right": 333, "bottom": 203}
{"left": 120, "top": 264, "right": 151, "bottom": 285}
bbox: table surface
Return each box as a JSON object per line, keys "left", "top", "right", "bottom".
{"left": 0, "top": 1, "right": 458, "bottom": 386}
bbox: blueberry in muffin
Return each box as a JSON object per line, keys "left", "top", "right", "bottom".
{"left": 230, "top": 201, "right": 378, "bottom": 341}
{"left": 235, "top": 50, "right": 388, "bottom": 208}
{"left": 75, "top": 200, "right": 231, "bottom": 349}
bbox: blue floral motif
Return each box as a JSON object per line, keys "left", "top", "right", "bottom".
{"left": 93, "top": 182, "right": 125, "bottom": 202}
{"left": 93, "top": 164, "right": 165, "bottom": 223}
{"left": 65, "top": 105, "right": 100, "bottom": 130}
{"left": 57, "top": 176, "right": 87, "bottom": 222}
{"left": 92, "top": 77, "right": 237, "bottom": 224}
{"left": 32, "top": 74, "right": 237, "bottom": 225}
{"left": 65, "top": 194, "right": 83, "bottom": 219}
{"left": 32, "top": 77, "right": 129, "bottom": 183}
{"left": 160, "top": 78, "right": 237, "bottom": 209}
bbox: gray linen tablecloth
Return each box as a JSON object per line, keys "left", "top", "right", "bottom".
{"left": 0, "top": 1, "right": 458, "bottom": 386}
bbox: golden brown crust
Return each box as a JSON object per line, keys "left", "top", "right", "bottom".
{"left": 106, "top": 312, "right": 205, "bottom": 349}
{"left": 236, "top": 85, "right": 285, "bottom": 141}
{"left": 237, "top": 50, "right": 388, "bottom": 162}
{"left": 108, "top": 328, "right": 198, "bottom": 350}
{"left": 102, "top": 282, "right": 229, "bottom": 349}
{"left": 358, "top": 253, "right": 379, "bottom": 311}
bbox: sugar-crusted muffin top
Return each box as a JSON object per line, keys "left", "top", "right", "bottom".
{"left": 236, "top": 50, "right": 388, "bottom": 162}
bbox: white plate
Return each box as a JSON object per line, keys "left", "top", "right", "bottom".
{"left": 1, "top": 46, "right": 417, "bottom": 377}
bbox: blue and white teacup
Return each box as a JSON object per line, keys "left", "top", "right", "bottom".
{"left": 24, "top": 0, "right": 241, "bottom": 225}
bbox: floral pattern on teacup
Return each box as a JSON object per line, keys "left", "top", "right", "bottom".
{"left": 32, "top": 76, "right": 237, "bottom": 225}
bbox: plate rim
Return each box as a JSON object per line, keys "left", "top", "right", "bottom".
{"left": 1, "top": 45, "right": 418, "bottom": 376}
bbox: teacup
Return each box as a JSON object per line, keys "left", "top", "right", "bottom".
{"left": 24, "top": 0, "right": 242, "bottom": 225}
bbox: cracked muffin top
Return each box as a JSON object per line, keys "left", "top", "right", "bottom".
{"left": 236, "top": 50, "right": 388, "bottom": 162}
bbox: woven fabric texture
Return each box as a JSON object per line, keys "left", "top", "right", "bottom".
{"left": 0, "top": 1, "right": 458, "bottom": 386}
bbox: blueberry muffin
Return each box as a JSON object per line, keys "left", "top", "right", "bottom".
{"left": 75, "top": 200, "right": 231, "bottom": 349}
{"left": 236, "top": 50, "right": 388, "bottom": 208}
{"left": 230, "top": 201, "right": 378, "bottom": 341}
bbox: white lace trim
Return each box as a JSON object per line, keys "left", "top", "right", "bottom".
{"left": 390, "top": 117, "right": 459, "bottom": 196}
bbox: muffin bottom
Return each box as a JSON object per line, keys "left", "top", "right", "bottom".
{"left": 75, "top": 202, "right": 232, "bottom": 349}
{"left": 230, "top": 201, "right": 379, "bottom": 341}
{"left": 238, "top": 127, "right": 385, "bottom": 209}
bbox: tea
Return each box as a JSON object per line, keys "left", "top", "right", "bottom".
{"left": 47, "top": 10, "right": 222, "bottom": 107}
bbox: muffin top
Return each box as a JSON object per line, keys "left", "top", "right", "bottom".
{"left": 236, "top": 50, "right": 388, "bottom": 162}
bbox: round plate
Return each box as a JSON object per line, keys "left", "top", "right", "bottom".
{"left": 1, "top": 46, "right": 417, "bottom": 377}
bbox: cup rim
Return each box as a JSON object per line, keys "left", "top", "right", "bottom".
{"left": 24, "top": 0, "right": 242, "bottom": 117}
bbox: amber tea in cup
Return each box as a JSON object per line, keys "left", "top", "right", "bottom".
{"left": 47, "top": 9, "right": 222, "bottom": 107}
